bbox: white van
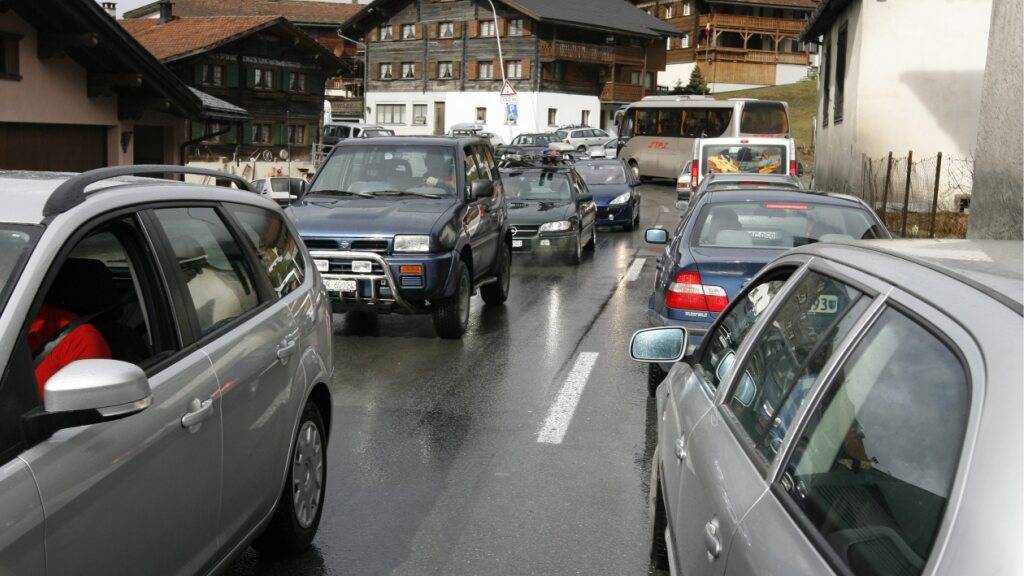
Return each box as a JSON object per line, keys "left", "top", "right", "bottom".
{"left": 681, "top": 136, "right": 798, "bottom": 191}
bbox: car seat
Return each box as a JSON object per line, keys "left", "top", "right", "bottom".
{"left": 704, "top": 207, "right": 742, "bottom": 243}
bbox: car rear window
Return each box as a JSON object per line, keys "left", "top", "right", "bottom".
{"left": 740, "top": 101, "right": 790, "bottom": 135}
{"left": 694, "top": 201, "right": 885, "bottom": 248}
{"left": 503, "top": 171, "right": 573, "bottom": 201}
{"left": 703, "top": 144, "right": 788, "bottom": 176}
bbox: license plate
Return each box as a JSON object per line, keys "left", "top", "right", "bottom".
{"left": 810, "top": 294, "right": 839, "bottom": 314}
{"left": 351, "top": 260, "right": 373, "bottom": 273}
{"left": 324, "top": 278, "right": 357, "bottom": 293}
{"left": 314, "top": 259, "right": 330, "bottom": 272}
{"left": 512, "top": 239, "right": 524, "bottom": 248}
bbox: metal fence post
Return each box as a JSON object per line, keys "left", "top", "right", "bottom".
{"left": 880, "top": 151, "right": 893, "bottom": 228}
{"left": 929, "top": 152, "right": 943, "bottom": 238}
{"left": 900, "top": 150, "right": 913, "bottom": 237}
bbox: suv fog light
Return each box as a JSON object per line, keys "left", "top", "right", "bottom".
{"left": 352, "top": 261, "right": 372, "bottom": 273}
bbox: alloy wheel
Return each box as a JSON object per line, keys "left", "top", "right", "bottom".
{"left": 292, "top": 421, "right": 324, "bottom": 529}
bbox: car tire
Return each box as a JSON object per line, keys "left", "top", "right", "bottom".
{"left": 629, "top": 161, "right": 640, "bottom": 179}
{"left": 481, "top": 243, "right": 511, "bottom": 305}
{"left": 577, "top": 145, "right": 587, "bottom": 153}
{"left": 650, "top": 464, "right": 671, "bottom": 571}
{"left": 565, "top": 233, "right": 583, "bottom": 265}
{"left": 433, "top": 259, "right": 471, "bottom": 338}
{"left": 253, "top": 402, "right": 327, "bottom": 555}
{"left": 647, "top": 362, "right": 667, "bottom": 397}
{"left": 584, "top": 224, "right": 597, "bottom": 253}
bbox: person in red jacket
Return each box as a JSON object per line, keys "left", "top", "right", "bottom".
{"left": 28, "top": 304, "right": 112, "bottom": 398}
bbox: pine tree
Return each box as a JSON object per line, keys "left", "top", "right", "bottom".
{"left": 682, "top": 66, "right": 708, "bottom": 95}
{"left": 669, "top": 79, "right": 686, "bottom": 95}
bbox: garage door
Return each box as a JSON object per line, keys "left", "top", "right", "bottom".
{"left": 0, "top": 122, "right": 107, "bottom": 172}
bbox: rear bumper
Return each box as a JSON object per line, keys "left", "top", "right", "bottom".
{"left": 309, "top": 250, "right": 455, "bottom": 314}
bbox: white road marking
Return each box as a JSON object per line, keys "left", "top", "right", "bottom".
{"left": 536, "top": 352, "right": 600, "bottom": 444}
{"left": 660, "top": 206, "right": 670, "bottom": 213}
{"left": 625, "top": 258, "right": 646, "bottom": 282}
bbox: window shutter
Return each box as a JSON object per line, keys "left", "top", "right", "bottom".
{"left": 277, "top": 69, "right": 288, "bottom": 90}
{"left": 467, "top": 61, "right": 478, "bottom": 80}
{"left": 194, "top": 64, "right": 205, "bottom": 84}
{"left": 452, "top": 61, "right": 461, "bottom": 79}
{"left": 416, "top": 23, "right": 424, "bottom": 39}
{"left": 224, "top": 125, "right": 237, "bottom": 144}
{"left": 368, "top": 27, "right": 379, "bottom": 42}
{"left": 371, "top": 62, "right": 380, "bottom": 80}
{"left": 307, "top": 125, "right": 316, "bottom": 145}
{"left": 453, "top": 21, "right": 463, "bottom": 37}
{"left": 413, "top": 63, "right": 421, "bottom": 80}
{"left": 428, "top": 61, "right": 437, "bottom": 79}
{"left": 469, "top": 20, "right": 479, "bottom": 37}
{"left": 392, "top": 61, "right": 400, "bottom": 80}
{"left": 241, "top": 122, "right": 252, "bottom": 144}
{"left": 191, "top": 121, "right": 204, "bottom": 139}
{"left": 246, "top": 66, "right": 256, "bottom": 88}
{"left": 429, "top": 22, "right": 438, "bottom": 39}
{"left": 309, "top": 73, "right": 322, "bottom": 94}
{"left": 522, "top": 18, "right": 533, "bottom": 36}
{"left": 225, "top": 64, "right": 239, "bottom": 87}
{"left": 521, "top": 59, "right": 531, "bottom": 81}
{"left": 497, "top": 17, "right": 507, "bottom": 37}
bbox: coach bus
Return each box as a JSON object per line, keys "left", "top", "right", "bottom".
{"left": 615, "top": 96, "right": 791, "bottom": 180}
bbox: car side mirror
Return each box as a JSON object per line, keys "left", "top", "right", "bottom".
{"left": 43, "top": 359, "right": 152, "bottom": 424}
{"left": 630, "top": 327, "right": 688, "bottom": 363}
{"left": 578, "top": 192, "right": 593, "bottom": 202}
{"left": 471, "top": 179, "right": 495, "bottom": 199}
{"left": 675, "top": 200, "right": 689, "bottom": 211}
{"left": 645, "top": 228, "right": 669, "bottom": 244}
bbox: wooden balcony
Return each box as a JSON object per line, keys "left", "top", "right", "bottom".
{"left": 539, "top": 39, "right": 645, "bottom": 66}
{"left": 600, "top": 82, "right": 653, "bottom": 102}
{"left": 699, "top": 13, "right": 807, "bottom": 35}
{"left": 696, "top": 47, "right": 810, "bottom": 65}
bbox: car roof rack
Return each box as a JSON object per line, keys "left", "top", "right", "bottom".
{"left": 43, "top": 164, "right": 253, "bottom": 218}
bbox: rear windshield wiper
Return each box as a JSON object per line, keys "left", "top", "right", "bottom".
{"left": 308, "top": 189, "right": 374, "bottom": 198}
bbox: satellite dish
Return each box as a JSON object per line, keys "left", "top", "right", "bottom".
{"left": 278, "top": 148, "right": 290, "bottom": 160}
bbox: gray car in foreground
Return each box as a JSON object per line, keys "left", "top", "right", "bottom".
{"left": 0, "top": 166, "right": 334, "bottom": 575}
{"left": 631, "top": 239, "right": 1022, "bottom": 576}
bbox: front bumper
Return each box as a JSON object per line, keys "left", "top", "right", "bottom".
{"left": 309, "top": 249, "right": 455, "bottom": 314}
{"left": 596, "top": 203, "right": 635, "bottom": 225}
{"left": 510, "top": 231, "right": 575, "bottom": 254}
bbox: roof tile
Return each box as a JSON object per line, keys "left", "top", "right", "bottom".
{"left": 120, "top": 16, "right": 281, "bottom": 61}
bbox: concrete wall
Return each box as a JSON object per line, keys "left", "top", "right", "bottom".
{"left": 365, "top": 90, "right": 601, "bottom": 142}
{"left": 813, "top": 0, "right": 993, "bottom": 196}
{"left": 967, "top": 0, "right": 1023, "bottom": 240}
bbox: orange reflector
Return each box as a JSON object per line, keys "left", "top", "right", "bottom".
{"left": 400, "top": 265, "right": 423, "bottom": 275}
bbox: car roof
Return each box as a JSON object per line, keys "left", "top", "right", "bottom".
{"left": 793, "top": 239, "right": 1023, "bottom": 312}
{"left": 333, "top": 136, "right": 485, "bottom": 147}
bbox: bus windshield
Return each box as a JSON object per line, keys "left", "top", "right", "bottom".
{"left": 740, "top": 102, "right": 790, "bottom": 134}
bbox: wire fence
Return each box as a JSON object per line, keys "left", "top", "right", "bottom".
{"left": 848, "top": 151, "right": 973, "bottom": 238}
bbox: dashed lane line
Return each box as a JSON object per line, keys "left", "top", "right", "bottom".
{"left": 625, "top": 258, "right": 646, "bottom": 282}
{"left": 536, "top": 352, "right": 600, "bottom": 445}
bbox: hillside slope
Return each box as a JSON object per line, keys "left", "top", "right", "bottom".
{"left": 715, "top": 80, "right": 818, "bottom": 168}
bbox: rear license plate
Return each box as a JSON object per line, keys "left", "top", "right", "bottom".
{"left": 512, "top": 240, "right": 524, "bottom": 248}
{"left": 314, "top": 259, "right": 330, "bottom": 272}
{"left": 324, "top": 278, "right": 357, "bottom": 293}
{"left": 810, "top": 294, "right": 839, "bottom": 314}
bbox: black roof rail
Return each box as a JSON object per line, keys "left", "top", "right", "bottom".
{"left": 43, "top": 164, "right": 253, "bottom": 218}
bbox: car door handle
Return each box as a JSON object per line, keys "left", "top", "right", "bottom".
{"left": 674, "top": 434, "right": 687, "bottom": 461}
{"left": 704, "top": 518, "right": 722, "bottom": 560}
{"left": 277, "top": 339, "right": 298, "bottom": 360}
{"left": 181, "top": 398, "right": 214, "bottom": 430}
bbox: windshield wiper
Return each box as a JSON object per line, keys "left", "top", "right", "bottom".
{"left": 308, "top": 189, "right": 374, "bottom": 198}
{"left": 371, "top": 190, "right": 445, "bottom": 199}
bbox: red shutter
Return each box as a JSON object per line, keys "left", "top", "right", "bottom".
{"left": 522, "top": 18, "right": 533, "bottom": 36}
{"left": 452, "top": 61, "right": 461, "bottom": 79}
{"left": 453, "top": 21, "right": 463, "bottom": 38}
{"left": 467, "top": 61, "right": 478, "bottom": 80}
{"left": 368, "top": 27, "right": 379, "bottom": 42}
{"left": 520, "top": 59, "right": 531, "bottom": 81}
{"left": 469, "top": 20, "right": 479, "bottom": 37}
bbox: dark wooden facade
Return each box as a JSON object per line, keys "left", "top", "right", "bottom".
{"left": 357, "top": 0, "right": 666, "bottom": 102}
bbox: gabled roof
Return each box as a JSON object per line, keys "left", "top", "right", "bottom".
{"left": 345, "top": 0, "right": 679, "bottom": 38}
{"left": 120, "top": 15, "right": 345, "bottom": 71}
{"left": 189, "top": 88, "right": 250, "bottom": 121}
{"left": 123, "top": 0, "right": 363, "bottom": 27}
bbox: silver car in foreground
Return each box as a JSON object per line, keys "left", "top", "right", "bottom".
{"left": 631, "top": 239, "right": 1022, "bottom": 576}
{"left": 0, "top": 166, "right": 334, "bottom": 575}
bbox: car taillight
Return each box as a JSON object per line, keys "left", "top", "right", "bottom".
{"left": 666, "top": 271, "right": 728, "bottom": 312}
{"left": 690, "top": 161, "right": 699, "bottom": 188}
{"left": 676, "top": 180, "right": 689, "bottom": 191}
{"left": 789, "top": 159, "right": 798, "bottom": 176}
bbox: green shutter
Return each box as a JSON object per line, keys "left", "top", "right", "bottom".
{"left": 223, "top": 125, "right": 237, "bottom": 144}
{"left": 308, "top": 73, "right": 322, "bottom": 95}
{"left": 226, "top": 65, "right": 239, "bottom": 88}
{"left": 191, "top": 121, "right": 204, "bottom": 139}
{"left": 246, "top": 66, "right": 256, "bottom": 88}
{"left": 278, "top": 69, "right": 287, "bottom": 91}
{"left": 242, "top": 122, "right": 253, "bottom": 144}
{"left": 194, "top": 63, "right": 205, "bottom": 84}
{"left": 308, "top": 124, "right": 316, "bottom": 145}
{"left": 273, "top": 124, "right": 285, "bottom": 146}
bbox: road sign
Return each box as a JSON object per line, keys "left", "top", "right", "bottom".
{"left": 499, "top": 80, "right": 517, "bottom": 104}
{"left": 505, "top": 103, "right": 518, "bottom": 123}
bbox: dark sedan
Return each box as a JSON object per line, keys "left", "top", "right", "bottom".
{"left": 643, "top": 187, "right": 890, "bottom": 392}
{"left": 496, "top": 133, "right": 561, "bottom": 164}
{"left": 501, "top": 166, "right": 597, "bottom": 265}
{"left": 574, "top": 158, "right": 642, "bottom": 230}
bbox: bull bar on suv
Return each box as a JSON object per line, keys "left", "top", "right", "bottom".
{"left": 309, "top": 249, "right": 418, "bottom": 312}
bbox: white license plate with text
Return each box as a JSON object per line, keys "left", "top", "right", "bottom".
{"left": 324, "top": 278, "right": 357, "bottom": 293}
{"left": 512, "top": 240, "right": 524, "bottom": 248}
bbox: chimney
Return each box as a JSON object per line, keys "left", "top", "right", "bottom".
{"left": 158, "top": 1, "right": 174, "bottom": 23}
{"left": 101, "top": 2, "right": 117, "bottom": 18}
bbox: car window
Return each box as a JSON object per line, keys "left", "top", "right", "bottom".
{"left": 698, "top": 272, "right": 790, "bottom": 390}
{"left": 702, "top": 144, "right": 788, "bottom": 176}
{"left": 502, "top": 171, "right": 574, "bottom": 202}
{"left": 474, "top": 145, "right": 497, "bottom": 180}
{"left": 725, "top": 272, "right": 870, "bottom": 463}
{"left": 464, "top": 146, "right": 482, "bottom": 189}
{"left": 694, "top": 201, "right": 886, "bottom": 248}
{"left": 781, "top": 307, "right": 968, "bottom": 576}
{"left": 228, "top": 205, "right": 305, "bottom": 299}
{"left": 577, "top": 162, "right": 627, "bottom": 185}
{"left": 153, "top": 207, "right": 260, "bottom": 336}
{"left": 0, "top": 225, "right": 39, "bottom": 317}
{"left": 594, "top": 129, "right": 608, "bottom": 138}
{"left": 311, "top": 145, "right": 457, "bottom": 197}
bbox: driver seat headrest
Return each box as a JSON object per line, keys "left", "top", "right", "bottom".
{"left": 45, "top": 258, "right": 116, "bottom": 316}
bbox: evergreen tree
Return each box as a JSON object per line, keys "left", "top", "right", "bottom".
{"left": 669, "top": 79, "right": 686, "bottom": 95}
{"left": 682, "top": 66, "right": 708, "bottom": 95}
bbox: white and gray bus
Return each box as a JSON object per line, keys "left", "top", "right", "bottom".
{"left": 615, "top": 95, "right": 791, "bottom": 180}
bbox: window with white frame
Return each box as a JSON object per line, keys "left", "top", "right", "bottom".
{"left": 379, "top": 63, "right": 394, "bottom": 80}
{"left": 547, "top": 108, "right": 557, "bottom": 126}
{"left": 681, "top": 33, "right": 690, "bottom": 48}
{"left": 439, "top": 21, "right": 454, "bottom": 38}
{"left": 376, "top": 104, "right": 405, "bottom": 125}
{"left": 288, "top": 71, "right": 306, "bottom": 92}
{"left": 476, "top": 107, "right": 487, "bottom": 123}
{"left": 508, "top": 18, "right": 524, "bottom": 35}
{"left": 401, "top": 62, "right": 416, "bottom": 79}
{"left": 254, "top": 67, "right": 274, "bottom": 89}
{"left": 479, "top": 61, "right": 494, "bottom": 79}
{"left": 413, "top": 104, "right": 428, "bottom": 125}
{"left": 664, "top": 5, "right": 673, "bottom": 18}
{"left": 438, "top": 61, "right": 453, "bottom": 79}
{"left": 480, "top": 20, "right": 495, "bottom": 37}
{"left": 683, "top": 2, "right": 691, "bottom": 16}
{"left": 402, "top": 24, "right": 416, "bottom": 39}
{"left": 288, "top": 124, "right": 306, "bottom": 145}
{"left": 505, "top": 60, "right": 522, "bottom": 79}
{"left": 380, "top": 25, "right": 394, "bottom": 40}
{"left": 252, "top": 123, "right": 272, "bottom": 144}
{"left": 201, "top": 63, "right": 224, "bottom": 86}
{"left": 630, "top": 70, "right": 641, "bottom": 85}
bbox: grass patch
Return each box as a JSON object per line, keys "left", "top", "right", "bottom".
{"left": 714, "top": 80, "right": 819, "bottom": 169}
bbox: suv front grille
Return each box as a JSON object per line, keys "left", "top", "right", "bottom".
{"left": 511, "top": 224, "right": 540, "bottom": 239}
{"left": 303, "top": 238, "right": 340, "bottom": 250}
{"left": 351, "top": 239, "right": 389, "bottom": 252}
{"left": 303, "top": 237, "right": 391, "bottom": 253}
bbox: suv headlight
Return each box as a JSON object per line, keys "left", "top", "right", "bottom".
{"left": 610, "top": 192, "right": 631, "bottom": 205}
{"left": 394, "top": 235, "right": 431, "bottom": 252}
{"left": 539, "top": 220, "right": 572, "bottom": 233}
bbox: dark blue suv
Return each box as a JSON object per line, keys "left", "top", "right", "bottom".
{"left": 286, "top": 137, "right": 512, "bottom": 338}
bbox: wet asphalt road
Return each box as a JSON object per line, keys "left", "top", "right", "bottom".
{"left": 226, "top": 183, "right": 680, "bottom": 576}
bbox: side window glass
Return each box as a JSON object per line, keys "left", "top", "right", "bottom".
{"left": 699, "top": 274, "right": 789, "bottom": 389}
{"left": 472, "top": 146, "right": 493, "bottom": 180}
{"left": 478, "top": 146, "right": 498, "bottom": 179}
{"left": 153, "top": 207, "right": 260, "bottom": 335}
{"left": 227, "top": 205, "right": 305, "bottom": 298}
{"left": 782, "top": 308, "right": 968, "bottom": 576}
{"left": 463, "top": 147, "right": 481, "bottom": 190}
{"left": 725, "top": 272, "right": 867, "bottom": 462}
